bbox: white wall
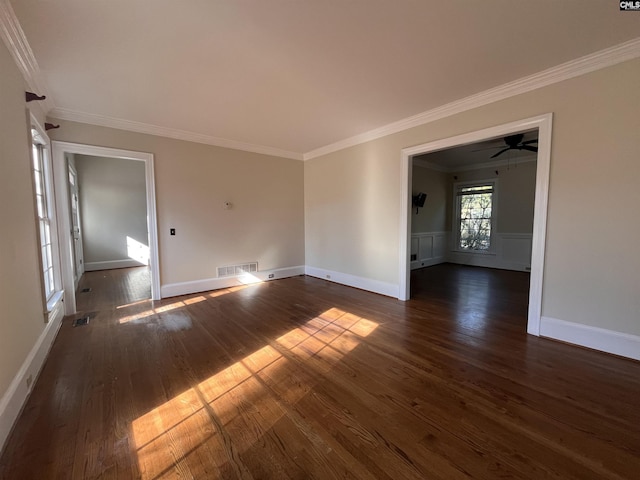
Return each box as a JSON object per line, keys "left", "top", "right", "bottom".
{"left": 305, "top": 58, "right": 640, "bottom": 339}
{"left": 75, "top": 154, "right": 148, "bottom": 269}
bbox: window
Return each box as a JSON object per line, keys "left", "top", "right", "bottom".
{"left": 455, "top": 181, "right": 496, "bottom": 252}
{"left": 31, "top": 126, "right": 59, "bottom": 304}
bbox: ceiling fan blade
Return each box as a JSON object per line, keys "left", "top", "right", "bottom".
{"left": 490, "top": 147, "right": 511, "bottom": 158}
{"left": 521, "top": 145, "right": 538, "bottom": 153}
{"left": 522, "top": 139, "right": 538, "bottom": 145}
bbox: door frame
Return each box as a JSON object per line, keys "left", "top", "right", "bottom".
{"left": 52, "top": 141, "right": 161, "bottom": 314}
{"left": 67, "top": 160, "right": 84, "bottom": 289}
{"left": 399, "top": 113, "right": 553, "bottom": 336}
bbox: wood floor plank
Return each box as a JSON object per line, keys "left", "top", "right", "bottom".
{"left": 1, "top": 265, "right": 639, "bottom": 479}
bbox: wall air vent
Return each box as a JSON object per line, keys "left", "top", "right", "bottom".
{"left": 217, "top": 262, "right": 258, "bottom": 278}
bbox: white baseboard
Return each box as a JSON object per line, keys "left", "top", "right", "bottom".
{"left": 540, "top": 316, "right": 640, "bottom": 361}
{"left": 161, "top": 265, "right": 305, "bottom": 298}
{"left": 0, "top": 298, "right": 65, "bottom": 453}
{"left": 410, "top": 257, "right": 446, "bottom": 270}
{"left": 446, "top": 251, "right": 531, "bottom": 272}
{"left": 84, "top": 259, "right": 146, "bottom": 271}
{"left": 304, "top": 266, "right": 399, "bottom": 298}
{"left": 447, "top": 251, "right": 500, "bottom": 268}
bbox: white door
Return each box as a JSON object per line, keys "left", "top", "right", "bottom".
{"left": 68, "top": 161, "right": 84, "bottom": 288}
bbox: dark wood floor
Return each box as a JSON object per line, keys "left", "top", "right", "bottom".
{"left": 1, "top": 264, "right": 639, "bottom": 479}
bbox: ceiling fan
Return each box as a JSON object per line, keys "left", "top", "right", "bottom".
{"left": 488, "top": 134, "right": 538, "bottom": 158}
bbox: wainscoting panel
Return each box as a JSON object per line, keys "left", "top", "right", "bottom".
{"left": 500, "top": 234, "right": 533, "bottom": 271}
{"left": 447, "top": 233, "right": 532, "bottom": 272}
{"left": 418, "top": 235, "right": 433, "bottom": 261}
{"left": 410, "top": 232, "right": 448, "bottom": 269}
{"left": 413, "top": 232, "right": 533, "bottom": 272}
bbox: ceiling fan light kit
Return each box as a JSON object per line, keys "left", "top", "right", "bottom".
{"left": 490, "top": 134, "right": 538, "bottom": 158}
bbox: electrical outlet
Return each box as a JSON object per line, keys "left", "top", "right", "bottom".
{"left": 26, "top": 374, "right": 33, "bottom": 389}
{"left": 326, "top": 274, "right": 331, "bottom": 279}
{"left": 268, "top": 274, "right": 274, "bottom": 279}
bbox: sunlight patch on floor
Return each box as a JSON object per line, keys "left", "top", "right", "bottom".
{"left": 116, "top": 298, "right": 151, "bottom": 310}
{"left": 131, "top": 307, "right": 378, "bottom": 479}
{"left": 118, "top": 283, "right": 256, "bottom": 324}
{"left": 208, "top": 284, "right": 250, "bottom": 298}
{"left": 118, "top": 296, "right": 208, "bottom": 324}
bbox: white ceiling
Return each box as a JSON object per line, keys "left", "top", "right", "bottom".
{"left": 10, "top": 1, "right": 640, "bottom": 157}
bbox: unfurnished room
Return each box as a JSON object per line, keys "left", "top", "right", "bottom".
{"left": 1, "top": 1, "right": 639, "bottom": 479}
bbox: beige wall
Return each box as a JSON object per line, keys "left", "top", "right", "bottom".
{"left": 0, "top": 42, "right": 48, "bottom": 404}
{"left": 305, "top": 150, "right": 399, "bottom": 281}
{"left": 411, "top": 165, "right": 449, "bottom": 233}
{"left": 452, "top": 160, "right": 537, "bottom": 234}
{"left": 48, "top": 120, "right": 305, "bottom": 286}
{"left": 75, "top": 155, "right": 148, "bottom": 264}
{"left": 411, "top": 159, "right": 535, "bottom": 236}
{"left": 305, "top": 58, "right": 640, "bottom": 336}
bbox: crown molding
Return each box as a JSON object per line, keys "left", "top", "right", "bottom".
{"left": 3, "top": 0, "right": 639, "bottom": 163}
{"left": 48, "top": 108, "right": 304, "bottom": 160}
{"left": 0, "top": 0, "right": 54, "bottom": 114}
{"left": 414, "top": 154, "right": 537, "bottom": 173}
{"left": 303, "top": 37, "right": 640, "bottom": 161}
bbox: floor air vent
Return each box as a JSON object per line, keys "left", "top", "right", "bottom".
{"left": 73, "top": 316, "right": 90, "bottom": 327}
{"left": 217, "top": 262, "right": 258, "bottom": 278}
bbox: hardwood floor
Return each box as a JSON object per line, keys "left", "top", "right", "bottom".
{"left": 1, "top": 264, "right": 639, "bottom": 479}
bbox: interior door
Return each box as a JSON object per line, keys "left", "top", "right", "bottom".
{"left": 68, "top": 161, "right": 84, "bottom": 288}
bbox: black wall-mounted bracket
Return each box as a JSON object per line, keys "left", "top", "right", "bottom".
{"left": 25, "top": 91, "right": 46, "bottom": 102}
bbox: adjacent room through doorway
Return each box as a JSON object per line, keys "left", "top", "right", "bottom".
{"left": 52, "top": 142, "right": 161, "bottom": 315}
{"left": 70, "top": 153, "right": 152, "bottom": 308}
{"left": 407, "top": 125, "right": 541, "bottom": 331}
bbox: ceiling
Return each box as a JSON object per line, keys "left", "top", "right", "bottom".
{"left": 10, "top": 1, "right": 640, "bottom": 157}
{"left": 415, "top": 130, "right": 539, "bottom": 171}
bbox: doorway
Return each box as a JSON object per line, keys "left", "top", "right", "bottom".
{"left": 399, "top": 114, "right": 552, "bottom": 336}
{"left": 67, "top": 160, "right": 84, "bottom": 290}
{"left": 52, "top": 142, "right": 161, "bottom": 315}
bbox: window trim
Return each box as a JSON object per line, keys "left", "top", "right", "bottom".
{"left": 30, "top": 117, "right": 63, "bottom": 315}
{"left": 452, "top": 178, "right": 498, "bottom": 254}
